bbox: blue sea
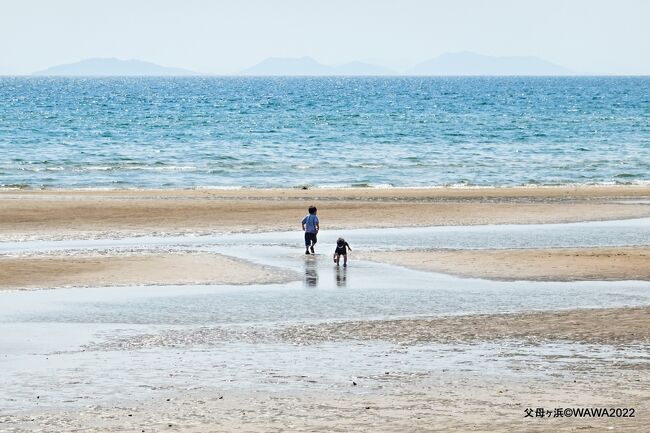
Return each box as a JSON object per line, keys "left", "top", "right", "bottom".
{"left": 0, "top": 76, "right": 648, "bottom": 189}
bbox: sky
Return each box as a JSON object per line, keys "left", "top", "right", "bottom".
{"left": 0, "top": 0, "right": 649, "bottom": 75}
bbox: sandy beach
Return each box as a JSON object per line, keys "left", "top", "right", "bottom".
{"left": 1, "top": 186, "right": 649, "bottom": 289}
{"left": 4, "top": 306, "right": 650, "bottom": 432}
{"left": 0, "top": 253, "right": 297, "bottom": 290}
{"left": 2, "top": 185, "right": 649, "bottom": 432}
{"left": 281, "top": 306, "right": 650, "bottom": 346}
{"left": 1, "top": 186, "right": 649, "bottom": 241}
{"left": 360, "top": 247, "right": 650, "bottom": 281}
{"left": 2, "top": 247, "right": 648, "bottom": 290}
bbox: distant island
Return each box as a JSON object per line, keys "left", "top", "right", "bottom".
{"left": 240, "top": 56, "right": 396, "bottom": 76}
{"left": 32, "top": 58, "right": 199, "bottom": 76}
{"left": 407, "top": 52, "right": 573, "bottom": 76}
{"left": 32, "top": 52, "right": 574, "bottom": 76}
{"left": 240, "top": 52, "right": 572, "bottom": 76}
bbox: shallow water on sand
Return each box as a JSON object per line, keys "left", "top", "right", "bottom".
{"left": 1, "top": 217, "right": 649, "bottom": 253}
{"left": 1, "top": 260, "right": 649, "bottom": 327}
{"left": 1, "top": 219, "right": 649, "bottom": 416}
{"left": 2, "top": 338, "right": 648, "bottom": 415}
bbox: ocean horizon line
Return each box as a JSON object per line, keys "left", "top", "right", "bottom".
{"left": 4, "top": 74, "right": 650, "bottom": 78}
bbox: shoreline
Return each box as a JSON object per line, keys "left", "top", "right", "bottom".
{"left": 2, "top": 183, "right": 650, "bottom": 197}
{"left": 2, "top": 185, "right": 649, "bottom": 242}
{"left": 2, "top": 182, "right": 650, "bottom": 192}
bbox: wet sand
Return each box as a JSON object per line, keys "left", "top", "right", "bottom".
{"left": 5, "top": 381, "right": 648, "bottom": 433}
{"left": 4, "top": 306, "right": 650, "bottom": 432}
{"left": 2, "top": 186, "right": 649, "bottom": 431}
{"left": 281, "top": 306, "right": 650, "bottom": 346}
{"left": 1, "top": 186, "right": 649, "bottom": 240}
{"left": 85, "top": 306, "right": 650, "bottom": 349}
{"left": 360, "top": 247, "right": 650, "bottom": 281}
{"left": 3, "top": 245, "right": 649, "bottom": 290}
{"left": 0, "top": 253, "right": 297, "bottom": 290}
{"left": 3, "top": 186, "right": 648, "bottom": 289}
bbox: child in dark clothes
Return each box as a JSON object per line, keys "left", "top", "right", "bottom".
{"left": 333, "top": 237, "right": 352, "bottom": 267}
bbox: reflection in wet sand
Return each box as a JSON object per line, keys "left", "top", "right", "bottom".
{"left": 304, "top": 256, "right": 319, "bottom": 287}
{"left": 335, "top": 266, "right": 347, "bottom": 287}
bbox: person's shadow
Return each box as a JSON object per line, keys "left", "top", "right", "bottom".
{"left": 303, "top": 256, "right": 319, "bottom": 287}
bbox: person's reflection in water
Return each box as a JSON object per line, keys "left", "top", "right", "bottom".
{"left": 304, "top": 256, "right": 319, "bottom": 287}
{"left": 335, "top": 266, "right": 347, "bottom": 287}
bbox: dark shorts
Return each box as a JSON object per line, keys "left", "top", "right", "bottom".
{"left": 305, "top": 232, "right": 317, "bottom": 246}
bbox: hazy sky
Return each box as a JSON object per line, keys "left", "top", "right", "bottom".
{"left": 1, "top": 0, "right": 648, "bottom": 75}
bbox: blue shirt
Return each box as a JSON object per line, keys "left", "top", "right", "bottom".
{"left": 302, "top": 214, "right": 319, "bottom": 233}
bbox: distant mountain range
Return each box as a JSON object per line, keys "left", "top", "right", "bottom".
{"left": 241, "top": 53, "right": 572, "bottom": 76}
{"left": 32, "top": 58, "right": 199, "bottom": 76}
{"left": 240, "top": 56, "right": 396, "bottom": 76}
{"left": 33, "top": 52, "right": 574, "bottom": 76}
{"left": 407, "top": 52, "right": 572, "bottom": 75}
